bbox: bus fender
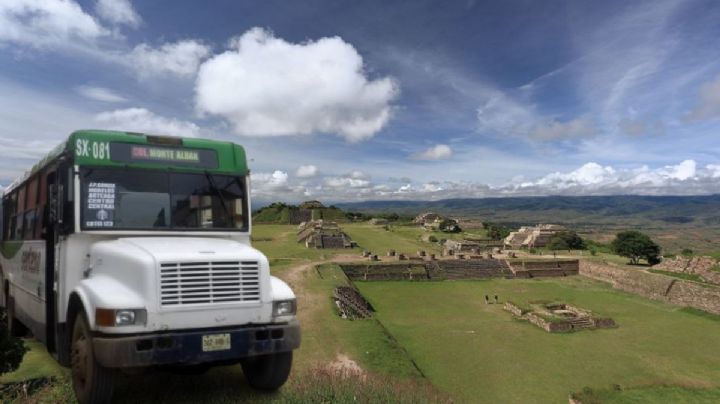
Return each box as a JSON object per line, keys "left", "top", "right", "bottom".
{"left": 269, "top": 276, "right": 296, "bottom": 302}
{"left": 71, "top": 275, "right": 145, "bottom": 330}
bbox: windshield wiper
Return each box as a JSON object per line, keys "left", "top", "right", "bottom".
{"left": 204, "top": 171, "right": 233, "bottom": 226}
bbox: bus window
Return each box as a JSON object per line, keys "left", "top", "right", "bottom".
{"left": 11, "top": 215, "right": 21, "bottom": 240}
{"left": 23, "top": 210, "right": 37, "bottom": 240}
{"left": 80, "top": 168, "right": 247, "bottom": 231}
{"left": 170, "top": 173, "right": 246, "bottom": 229}
{"left": 17, "top": 185, "right": 26, "bottom": 213}
{"left": 26, "top": 177, "right": 38, "bottom": 211}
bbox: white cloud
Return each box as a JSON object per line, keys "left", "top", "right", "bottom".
{"left": 95, "top": 0, "right": 141, "bottom": 28}
{"left": 252, "top": 170, "right": 289, "bottom": 189}
{"left": 707, "top": 164, "right": 720, "bottom": 178}
{"left": 476, "top": 93, "right": 535, "bottom": 136}
{"left": 76, "top": 85, "right": 127, "bottom": 102}
{"left": 510, "top": 159, "right": 709, "bottom": 195}
{"left": 476, "top": 94, "right": 596, "bottom": 140}
{"left": 324, "top": 176, "right": 371, "bottom": 189}
{"left": 348, "top": 170, "right": 369, "bottom": 180}
{"left": 295, "top": 165, "right": 318, "bottom": 178}
{"left": 686, "top": 74, "right": 720, "bottom": 121}
{"left": 246, "top": 160, "right": 720, "bottom": 203}
{"left": 94, "top": 108, "right": 200, "bottom": 137}
{"left": 130, "top": 40, "right": 211, "bottom": 78}
{"left": 0, "top": 0, "right": 109, "bottom": 48}
{"left": 195, "top": 27, "right": 398, "bottom": 142}
{"left": 411, "top": 144, "right": 453, "bottom": 160}
{"left": 0, "top": 1, "right": 210, "bottom": 80}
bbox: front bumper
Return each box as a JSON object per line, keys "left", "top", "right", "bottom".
{"left": 92, "top": 320, "right": 300, "bottom": 368}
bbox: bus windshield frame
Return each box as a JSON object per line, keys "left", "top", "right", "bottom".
{"left": 79, "top": 167, "right": 249, "bottom": 232}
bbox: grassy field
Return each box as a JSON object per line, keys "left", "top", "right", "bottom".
{"left": 4, "top": 223, "right": 720, "bottom": 403}
{"left": 572, "top": 385, "right": 720, "bottom": 403}
{"left": 356, "top": 277, "right": 720, "bottom": 403}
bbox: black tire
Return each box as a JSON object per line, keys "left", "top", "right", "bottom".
{"left": 7, "top": 296, "right": 28, "bottom": 337}
{"left": 241, "top": 351, "right": 293, "bottom": 391}
{"left": 70, "top": 312, "right": 115, "bottom": 404}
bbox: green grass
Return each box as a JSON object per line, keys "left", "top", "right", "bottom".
{"left": 0, "top": 340, "right": 65, "bottom": 384}
{"left": 572, "top": 385, "right": 720, "bottom": 403}
{"left": 342, "top": 223, "right": 442, "bottom": 255}
{"left": 648, "top": 269, "right": 706, "bottom": 283}
{"left": 356, "top": 277, "right": 720, "bottom": 403}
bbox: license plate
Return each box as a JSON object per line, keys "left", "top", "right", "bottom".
{"left": 202, "top": 333, "right": 231, "bottom": 352}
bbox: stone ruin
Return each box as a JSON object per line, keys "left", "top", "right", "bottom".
{"left": 504, "top": 224, "right": 566, "bottom": 249}
{"left": 507, "top": 259, "right": 580, "bottom": 278}
{"left": 339, "top": 258, "right": 579, "bottom": 281}
{"left": 333, "top": 286, "right": 373, "bottom": 320}
{"left": 653, "top": 256, "right": 720, "bottom": 285}
{"left": 413, "top": 212, "right": 441, "bottom": 225}
{"left": 297, "top": 220, "right": 355, "bottom": 249}
{"left": 504, "top": 301, "right": 616, "bottom": 333}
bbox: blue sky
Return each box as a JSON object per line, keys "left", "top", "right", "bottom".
{"left": 1, "top": 0, "right": 720, "bottom": 203}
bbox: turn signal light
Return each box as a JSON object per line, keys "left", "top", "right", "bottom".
{"left": 95, "top": 308, "right": 115, "bottom": 327}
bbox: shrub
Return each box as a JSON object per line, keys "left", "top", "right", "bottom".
{"left": 0, "top": 308, "right": 28, "bottom": 376}
{"left": 547, "top": 231, "right": 586, "bottom": 250}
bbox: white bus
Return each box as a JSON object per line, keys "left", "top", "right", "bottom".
{"left": 0, "top": 130, "right": 300, "bottom": 403}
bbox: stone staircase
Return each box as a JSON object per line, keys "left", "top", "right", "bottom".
{"left": 569, "top": 316, "right": 594, "bottom": 329}
{"left": 333, "top": 287, "right": 373, "bottom": 320}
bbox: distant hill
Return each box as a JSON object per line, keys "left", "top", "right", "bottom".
{"left": 253, "top": 201, "right": 348, "bottom": 224}
{"left": 336, "top": 195, "right": 720, "bottom": 228}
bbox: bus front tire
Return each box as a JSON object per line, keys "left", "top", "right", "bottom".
{"left": 71, "top": 312, "right": 115, "bottom": 404}
{"left": 241, "top": 351, "right": 293, "bottom": 391}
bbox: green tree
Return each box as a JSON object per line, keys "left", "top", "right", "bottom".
{"left": 487, "top": 224, "right": 510, "bottom": 240}
{"left": 610, "top": 230, "right": 661, "bottom": 265}
{"left": 439, "top": 219, "right": 461, "bottom": 233}
{"left": 548, "top": 231, "right": 586, "bottom": 250}
{"left": 1, "top": 309, "right": 27, "bottom": 376}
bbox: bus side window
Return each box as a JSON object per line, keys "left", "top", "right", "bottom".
{"left": 23, "top": 210, "right": 37, "bottom": 240}
{"left": 36, "top": 172, "right": 47, "bottom": 238}
{"left": 8, "top": 186, "right": 25, "bottom": 240}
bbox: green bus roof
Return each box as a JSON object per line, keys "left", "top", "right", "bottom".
{"left": 68, "top": 130, "right": 248, "bottom": 174}
{"left": 4, "top": 130, "right": 248, "bottom": 195}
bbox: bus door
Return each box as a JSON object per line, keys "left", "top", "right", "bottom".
{"left": 45, "top": 170, "right": 60, "bottom": 358}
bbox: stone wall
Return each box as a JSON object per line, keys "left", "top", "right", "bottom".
{"left": 288, "top": 209, "right": 312, "bottom": 225}
{"left": 504, "top": 302, "right": 525, "bottom": 316}
{"left": 655, "top": 256, "right": 720, "bottom": 285}
{"left": 525, "top": 312, "right": 573, "bottom": 332}
{"left": 579, "top": 261, "right": 720, "bottom": 315}
{"left": 509, "top": 259, "right": 580, "bottom": 278}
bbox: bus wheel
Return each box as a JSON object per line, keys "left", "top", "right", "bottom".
{"left": 71, "top": 312, "right": 115, "bottom": 404}
{"left": 241, "top": 351, "right": 293, "bottom": 391}
{"left": 6, "top": 296, "right": 28, "bottom": 337}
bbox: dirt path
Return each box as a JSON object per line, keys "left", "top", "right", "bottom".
{"left": 281, "top": 254, "right": 364, "bottom": 371}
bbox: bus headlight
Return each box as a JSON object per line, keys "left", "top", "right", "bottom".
{"left": 96, "top": 308, "right": 147, "bottom": 327}
{"left": 272, "top": 300, "right": 296, "bottom": 317}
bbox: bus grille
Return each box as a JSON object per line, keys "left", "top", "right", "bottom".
{"left": 160, "top": 261, "right": 261, "bottom": 306}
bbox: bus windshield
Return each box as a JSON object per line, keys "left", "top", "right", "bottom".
{"left": 80, "top": 168, "right": 247, "bottom": 231}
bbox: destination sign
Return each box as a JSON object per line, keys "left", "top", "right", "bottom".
{"left": 110, "top": 143, "right": 218, "bottom": 168}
